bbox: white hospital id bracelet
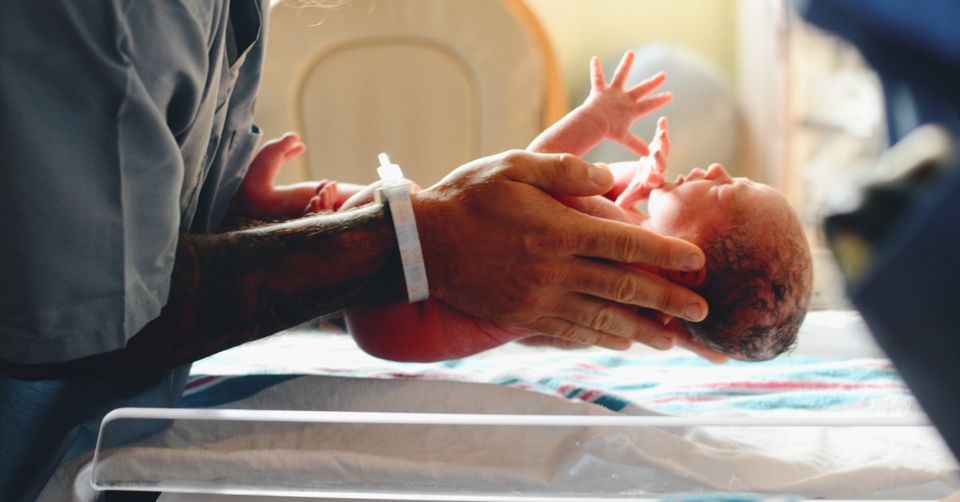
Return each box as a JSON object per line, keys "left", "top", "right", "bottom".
{"left": 375, "top": 153, "right": 430, "bottom": 303}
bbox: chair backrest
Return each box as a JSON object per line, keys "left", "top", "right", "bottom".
{"left": 257, "top": 0, "right": 565, "bottom": 187}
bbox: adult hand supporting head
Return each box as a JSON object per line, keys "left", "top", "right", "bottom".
{"left": 412, "top": 150, "right": 708, "bottom": 351}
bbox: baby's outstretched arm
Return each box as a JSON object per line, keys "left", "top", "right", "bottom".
{"left": 527, "top": 50, "right": 671, "bottom": 157}
{"left": 237, "top": 132, "right": 367, "bottom": 219}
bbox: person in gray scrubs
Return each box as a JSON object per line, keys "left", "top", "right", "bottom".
{"left": 0, "top": 1, "right": 709, "bottom": 499}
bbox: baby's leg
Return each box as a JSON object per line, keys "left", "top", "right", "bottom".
{"left": 240, "top": 133, "right": 319, "bottom": 219}
{"left": 340, "top": 181, "right": 527, "bottom": 361}
{"left": 345, "top": 300, "right": 530, "bottom": 362}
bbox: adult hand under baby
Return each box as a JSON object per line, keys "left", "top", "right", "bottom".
{"left": 556, "top": 189, "right": 729, "bottom": 362}
{"left": 413, "top": 149, "right": 708, "bottom": 351}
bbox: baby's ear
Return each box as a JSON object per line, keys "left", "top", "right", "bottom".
{"left": 663, "top": 267, "right": 706, "bottom": 288}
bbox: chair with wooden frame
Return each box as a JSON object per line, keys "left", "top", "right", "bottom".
{"left": 256, "top": 0, "right": 566, "bottom": 187}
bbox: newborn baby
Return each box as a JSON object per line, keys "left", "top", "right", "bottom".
{"left": 238, "top": 51, "right": 813, "bottom": 362}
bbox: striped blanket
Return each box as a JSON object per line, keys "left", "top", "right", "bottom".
{"left": 184, "top": 311, "right": 919, "bottom": 417}
{"left": 36, "top": 312, "right": 955, "bottom": 501}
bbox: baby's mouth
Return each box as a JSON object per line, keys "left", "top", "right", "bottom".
{"left": 652, "top": 177, "right": 681, "bottom": 193}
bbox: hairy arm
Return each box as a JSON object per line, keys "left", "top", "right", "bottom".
{"left": 3, "top": 151, "right": 709, "bottom": 378}
{"left": 1, "top": 204, "right": 404, "bottom": 379}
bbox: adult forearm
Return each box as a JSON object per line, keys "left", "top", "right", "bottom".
{"left": 2, "top": 203, "right": 404, "bottom": 379}
{"left": 190, "top": 203, "right": 404, "bottom": 335}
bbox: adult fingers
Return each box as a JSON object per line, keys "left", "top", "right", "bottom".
{"left": 610, "top": 50, "right": 636, "bottom": 89}
{"left": 570, "top": 219, "right": 706, "bottom": 272}
{"left": 682, "top": 339, "right": 730, "bottom": 364}
{"left": 666, "top": 319, "right": 729, "bottom": 363}
{"left": 557, "top": 193, "right": 631, "bottom": 222}
{"left": 552, "top": 294, "right": 679, "bottom": 350}
{"left": 654, "top": 151, "right": 667, "bottom": 175}
{"left": 604, "top": 162, "right": 639, "bottom": 201}
{"left": 627, "top": 71, "right": 666, "bottom": 100}
{"left": 527, "top": 317, "right": 632, "bottom": 351}
{"left": 516, "top": 335, "right": 590, "bottom": 350}
{"left": 501, "top": 151, "right": 613, "bottom": 196}
{"left": 562, "top": 259, "right": 707, "bottom": 323}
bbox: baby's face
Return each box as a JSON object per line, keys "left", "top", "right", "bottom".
{"left": 645, "top": 165, "right": 786, "bottom": 245}
{"left": 645, "top": 165, "right": 812, "bottom": 361}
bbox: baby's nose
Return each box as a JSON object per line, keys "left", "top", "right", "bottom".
{"left": 705, "top": 164, "right": 730, "bottom": 180}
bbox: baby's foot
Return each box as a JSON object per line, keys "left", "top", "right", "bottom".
{"left": 304, "top": 180, "right": 339, "bottom": 214}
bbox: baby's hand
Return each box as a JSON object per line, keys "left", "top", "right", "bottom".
{"left": 238, "top": 132, "right": 320, "bottom": 219}
{"left": 637, "top": 116, "right": 671, "bottom": 187}
{"left": 584, "top": 51, "right": 672, "bottom": 156}
{"left": 615, "top": 117, "right": 670, "bottom": 210}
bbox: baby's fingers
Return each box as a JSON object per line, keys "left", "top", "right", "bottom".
{"left": 654, "top": 117, "right": 671, "bottom": 158}
{"left": 590, "top": 56, "right": 607, "bottom": 91}
{"left": 679, "top": 336, "right": 729, "bottom": 364}
{"left": 610, "top": 50, "right": 636, "bottom": 89}
{"left": 644, "top": 171, "right": 664, "bottom": 188}
{"left": 628, "top": 71, "right": 667, "bottom": 100}
{"left": 621, "top": 133, "right": 650, "bottom": 157}
{"left": 666, "top": 319, "right": 729, "bottom": 364}
{"left": 634, "top": 92, "right": 672, "bottom": 117}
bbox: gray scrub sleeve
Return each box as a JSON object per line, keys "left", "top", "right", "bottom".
{"left": 0, "top": 1, "right": 226, "bottom": 363}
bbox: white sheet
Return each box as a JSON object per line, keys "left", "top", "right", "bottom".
{"left": 46, "top": 376, "right": 959, "bottom": 501}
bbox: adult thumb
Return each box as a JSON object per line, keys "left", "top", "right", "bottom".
{"left": 504, "top": 152, "right": 613, "bottom": 196}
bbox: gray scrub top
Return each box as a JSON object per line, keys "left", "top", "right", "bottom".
{"left": 0, "top": 0, "right": 267, "bottom": 363}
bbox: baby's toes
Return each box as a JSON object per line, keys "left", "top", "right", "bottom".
{"left": 315, "top": 180, "right": 339, "bottom": 208}
{"left": 304, "top": 194, "right": 324, "bottom": 215}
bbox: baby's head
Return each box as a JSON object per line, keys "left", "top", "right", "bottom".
{"left": 646, "top": 164, "right": 813, "bottom": 361}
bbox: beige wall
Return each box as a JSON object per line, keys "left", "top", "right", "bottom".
{"left": 524, "top": 0, "right": 738, "bottom": 106}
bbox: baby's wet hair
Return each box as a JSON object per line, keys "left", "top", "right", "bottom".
{"left": 681, "top": 214, "right": 812, "bottom": 361}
